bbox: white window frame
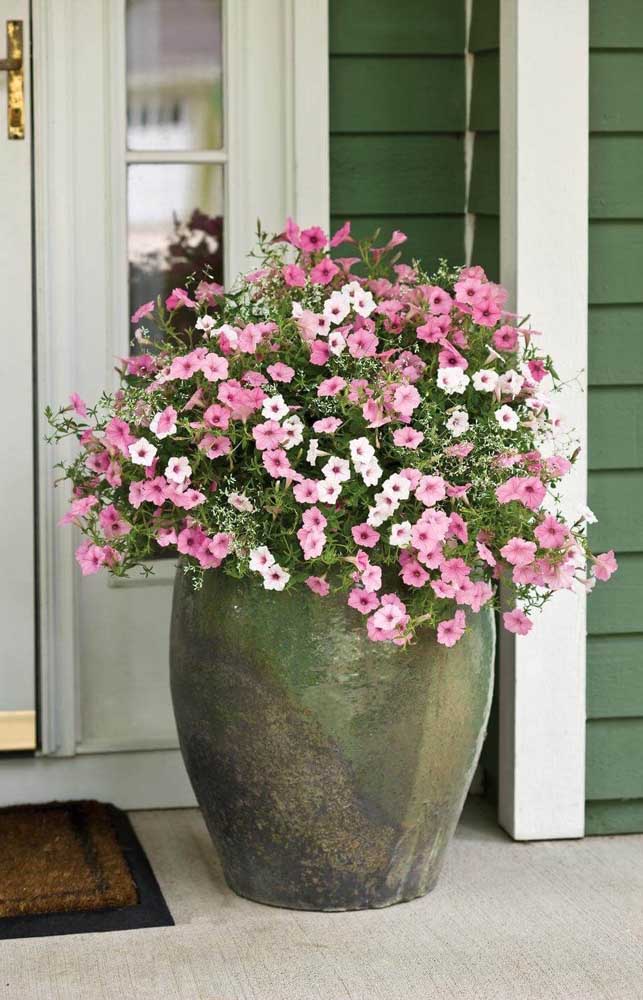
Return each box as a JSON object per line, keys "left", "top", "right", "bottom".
{"left": 6, "top": 0, "right": 329, "bottom": 806}
{"left": 498, "top": 0, "right": 589, "bottom": 839}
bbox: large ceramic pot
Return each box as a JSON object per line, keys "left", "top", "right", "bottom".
{"left": 170, "top": 567, "right": 495, "bottom": 911}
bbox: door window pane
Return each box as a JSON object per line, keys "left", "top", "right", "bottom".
{"left": 126, "top": 0, "right": 223, "bottom": 151}
{"left": 128, "top": 163, "right": 224, "bottom": 342}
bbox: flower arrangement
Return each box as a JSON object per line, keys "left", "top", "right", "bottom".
{"left": 47, "top": 221, "right": 617, "bottom": 647}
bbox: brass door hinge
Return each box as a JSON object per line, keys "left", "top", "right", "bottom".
{"left": 0, "top": 20, "right": 24, "bottom": 139}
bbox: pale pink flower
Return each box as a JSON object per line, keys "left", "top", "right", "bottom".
{"left": 437, "top": 367, "right": 470, "bottom": 395}
{"left": 323, "top": 291, "right": 350, "bottom": 325}
{"left": 381, "top": 473, "right": 411, "bottom": 503}
{"left": 448, "top": 512, "right": 468, "bottom": 544}
{"left": 199, "top": 434, "right": 232, "bottom": 459}
{"left": 261, "top": 394, "right": 289, "bottom": 421}
{"left": 293, "top": 479, "right": 319, "bottom": 504}
{"left": 156, "top": 527, "right": 177, "bottom": 548}
{"left": 446, "top": 409, "right": 469, "bottom": 437}
{"left": 59, "top": 496, "right": 98, "bottom": 526}
{"left": 415, "top": 475, "right": 446, "bottom": 507}
{"left": 105, "top": 417, "right": 135, "bottom": 456}
{"left": 347, "top": 588, "right": 379, "bottom": 615}
{"left": 297, "top": 526, "right": 326, "bottom": 560}
{"left": 150, "top": 405, "right": 178, "bottom": 439}
{"left": 203, "top": 404, "right": 230, "bottom": 429}
{"left": 253, "top": 420, "right": 287, "bottom": 451}
{"left": 351, "top": 523, "right": 379, "bottom": 548}
{"left": 281, "top": 415, "right": 304, "bottom": 449}
{"left": 401, "top": 559, "right": 429, "bottom": 588}
{"left": 392, "top": 426, "right": 424, "bottom": 449}
{"left": 322, "top": 456, "right": 350, "bottom": 483}
{"left": 534, "top": 516, "right": 568, "bottom": 549}
{"left": 267, "top": 362, "right": 295, "bottom": 383}
{"left": 437, "top": 610, "right": 467, "bottom": 647}
{"left": 392, "top": 384, "right": 421, "bottom": 417}
{"left": 75, "top": 540, "right": 107, "bottom": 576}
{"left": 472, "top": 369, "right": 499, "bottom": 392}
{"left": 98, "top": 504, "right": 130, "bottom": 539}
{"left": 131, "top": 299, "right": 155, "bottom": 324}
{"left": 495, "top": 405, "right": 519, "bottom": 431}
{"left": 361, "top": 564, "right": 382, "bottom": 593}
{"left": 593, "top": 550, "right": 618, "bottom": 582}
{"left": 440, "top": 558, "right": 471, "bottom": 587}
{"left": 200, "top": 353, "right": 229, "bottom": 382}
{"left": 431, "top": 579, "right": 456, "bottom": 599}
{"left": 263, "top": 448, "right": 292, "bottom": 479}
{"left": 500, "top": 537, "right": 537, "bottom": 567}
{"left": 503, "top": 608, "right": 532, "bottom": 635}
{"left": 306, "top": 576, "right": 330, "bottom": 596}
{"left": 69, "top": 393, "right": 88, "bottom": 418}
{"left": 238, "top": 324, "right": 263, "bottom": 353}
{"left": 476, "top": 539, "right": 496, "bottom": 567}
{"left": 389, "top": 522, "right": 412, "bottom": 547}
{"left": 317, "top": 375, "right": 346, "bottom": 398}
{"left": 169, "top": 352, "right": 201, "bottom": 380}
{"left": 313, "top": 417, "right": 342, "bottom": 434}
{"left": 228, "top": 492, "right": 254, "bottom": 512}
{"left": 347, "top": 329, "right": 378, "bottom": 358}
{"left": 166, "top": 287, "right": 195, "bottom": 310}
{"left": 371, "top": 600, "right": 407, "bottom": 632}
{"left": 310, "top": 258, "right": 339, "bottom": 285}
{"left": 282, "top": 264, "right": 306, "bottom": 287}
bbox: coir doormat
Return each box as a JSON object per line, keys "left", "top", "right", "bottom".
{"left": 0, "top": 800, "right": 174, "bottom": 938}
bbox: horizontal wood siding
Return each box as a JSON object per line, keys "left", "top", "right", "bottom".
{"left": 329, "top": 0, "right": 466, "bottom": 273}
{"left": 586, "top": 1, "right": 643, "bottom": 834}
{"left": 468, "top": 0, "right": 499, "bottom": 279}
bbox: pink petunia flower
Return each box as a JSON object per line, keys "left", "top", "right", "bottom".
{"left": 493, "top": 325, "right": 519, "bottom": 352}
{"left": 200, "top": 353, "right": 229, "bottom": 382}
{"left": 293, "top": 479, "right": 319, "bottom": 504}
{"left": 347, "top": 588, "right": 380, "bottom": 615}
{"left": 351, "top": 523, "right": 380, "bottom": 548}
{"left": 500, "top": 537, "right": 537, "bottom": 567}
{"left": 282, "top": 264, "right": 306, "bottom": 287}
{"left": 317, "top": 375, "right": 346, "bottom": 397}
{"left": 415, "top": 475, "right": 447, "bottom": 507}
{"left": 534, "top": 515, "right": 569, "bottom": 549}
{"left": 306, "top": 576, "right": 330, "bottom": 596}
{"left": 503, "top": 608, "right": 532, "bottom": 635}
{"left": 267, "top": 362, "right": 295, "bottom": 383}
{"left": 131, "top": 299, "right": 155, "bottom": 324}
{"left": 253, "top": 421, "right": 287, "bottom": 451}
{"left": 313, "top": 417, "right": 342, "bottom": 434}
{"left": 299, "top": 226, "right": 327, "bottom": 252}
{"left": 437, "top": 610, "right": 467, "bottom": 647}
{"left": 593, "top": 550, "right": 618, "bottom": 582}
{"left": 310, "top": 258, "right": 339, "bottom": 286}
{"left": 263, "top": 448, "right": 292, "bottom": 479}
{"left": 392, "top": 384, "right": 421, "bottom": 417}
{"left": 393, "top": 426, "right": 424, "bottom": 449}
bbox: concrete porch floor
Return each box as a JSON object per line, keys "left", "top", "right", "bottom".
{"left": 2, "top": 800, "right": 642, "bottom": 1000}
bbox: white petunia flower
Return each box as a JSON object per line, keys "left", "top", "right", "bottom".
{"left": 328, "top": 331, "right": 346, "bottom": 356}
{"left": 472, "top": 369, "right": 499, "bottom": 392}
{"left": 228, "top": 492, "right": 254, "bottom": 513}
{"left": 341, "top": 280, "right": 363, "bottom": 304}
{"left": 353, "top": 290, "right": 376, "bottom": 317}
{"left": 262, "top": 564, "right": 290, "bottom": 591}
{"left": 317, "top": 479, "right": 342, "bottom": 504}
{"left": 195, "top": 315, "right": 216, "bottom": 336}
{"left": 128, "top": 437, "right": 157, "bottom": 467}
{"left": 165, "top": 456, "right": 192, "bottom": 484}
{"left": 149, "top": 410, "right": 177, "bottom": 439}
{"left": 281, "top": 414, "right": 304, "bottom": 450}
{"left": 349, "top": 436, "right": 376, "bottom": 470}
{"left": 212, "top": 323, "right": 238, "bottom": 348}
{"left": 261, "top": 393, "right": 289, "bottom": 421}
{"left": 361, "top": 459, "right": 383, "bottom": 486}
{"left": 437, "top": 367, "right": 470, "bottom": 395}
{"left": 498, "top": 369, "right": 525, "bottom": 399}
{"left": 390, "top": 522, "right": 412, "bottom": 547}
{"left": 446, "top": 408, "right": 470, "bottom": 437}
{"left": 307, "top": 438, "right": 325, "bottom": 466}
{"left": 249, "top": 546, "right": 275, "bottom": 574}
{"left": 321, "top": 456, "right": 351, "bottom": 483}
{"left": 323, "top": 290, "right": 351, "bottom": 326}
{"left": 494, "top": 404, "right": 520, "bottom": 431}
{"left": 579, "top": 505, "right": 598, "bottom": 525}
{"left": 381, "top": 473, "right": 411, "bottom": 502}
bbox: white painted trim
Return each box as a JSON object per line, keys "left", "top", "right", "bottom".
{"left": 32, "top": 0, "right": 330, "bottom": 772}
{"left": 0, "top": 750, "right": 195, "bottom": 810}
{"left": 498, "top": 0, "right": 588, "bottom": 840}
{"left": 291, "top": 0, "right": 330, "bottom": 231}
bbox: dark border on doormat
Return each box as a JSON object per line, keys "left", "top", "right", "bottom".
{"left": 0, "top": 805, "right": 174, "bottom": 939}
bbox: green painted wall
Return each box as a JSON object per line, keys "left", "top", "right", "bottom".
{"left": 328, "top": 0, "right": 466, "bottom": 270}
{"left": 469, "top": 0, "right": 499, "bottom": 280}
{"left": 586, "top": 0, "right": 643, "bottom": 835}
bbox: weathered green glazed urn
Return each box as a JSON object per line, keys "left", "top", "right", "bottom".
{"left": 170, "top": 567, "right": 495, "bottom": 911}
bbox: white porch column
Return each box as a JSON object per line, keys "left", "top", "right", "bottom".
{"left": 498, "top": 0, "right": 589, "bottom": 839}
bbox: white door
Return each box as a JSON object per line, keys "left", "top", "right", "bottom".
{"left": 0, "top": 2, "right": 36, "bottom": 751}
{"left": 0, "top": 0, "right": 328, "bottom": 806}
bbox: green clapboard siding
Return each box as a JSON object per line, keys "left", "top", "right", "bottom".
{"left": 469, "top": 52, "right": 499, "bottom": 132}
{"left": 329, "top": 0, "right": 466, "bottom": 276}
{"left": 588, "top": 554, "right": 643, "bottom": 636}
{"left": 586, "top": 718, "right": 643, "bottom": 799}
{"left": 329, "top": 57, "right": 465, "bottom": 133}
{"left": 468, "top": 0, "right": 499, "bottom": 53}
{"left": 588, "top": 388, "right": 643, "bottom": 469}
{"left": 589, "top": 222, "right": 643, "bottom": 303}
{"left": 589, "top": 306, "right": 643, "bottom": 385}
{"left": 589, "top": 136, "right": 643, "bottom": 219}
{"left": 589, "top": 472, "right": 643, "bottom": 551}
{"left": 588, "top": 635, "right": 643, "bottom": 719}
{"left": 468, "top": 133, "right": 499, "bottom": 216}
{"left": 586, "top": 799, "right": 643, "bottom": 835}
{"left": 330, "top": 215, "right": 464, "bottom": 272}
{"left": 590, "top": 53, "right": 643, "bottom": 133}
{"left": 591, "top": 0, "right": 643, "bottom": 48}
{"left": 330, "top": 136, "right": 465, "bottom": 215}
{"left": 329, "top": 0, "right": 465, "bottom": 55}
{"left": 471, "top": 214, "right": 499, "bottom": 280}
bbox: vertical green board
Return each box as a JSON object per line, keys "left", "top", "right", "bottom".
{"left": 328, "top": 0, "right": 466, "bottom": 270}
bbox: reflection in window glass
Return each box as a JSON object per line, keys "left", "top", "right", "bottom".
{"left": 128, "top": 163, "right": 224, "bottom": 345}
{"left": 126, "top": 0, "right": 223, "bottom": 151}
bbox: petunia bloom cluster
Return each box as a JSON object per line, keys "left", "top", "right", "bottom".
{"left": 47, "top": 222, "right": 616, "bottom": 647}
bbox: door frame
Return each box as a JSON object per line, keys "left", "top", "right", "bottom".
{"left": 0, "top": 0, "right": 329, "bottom": 807}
